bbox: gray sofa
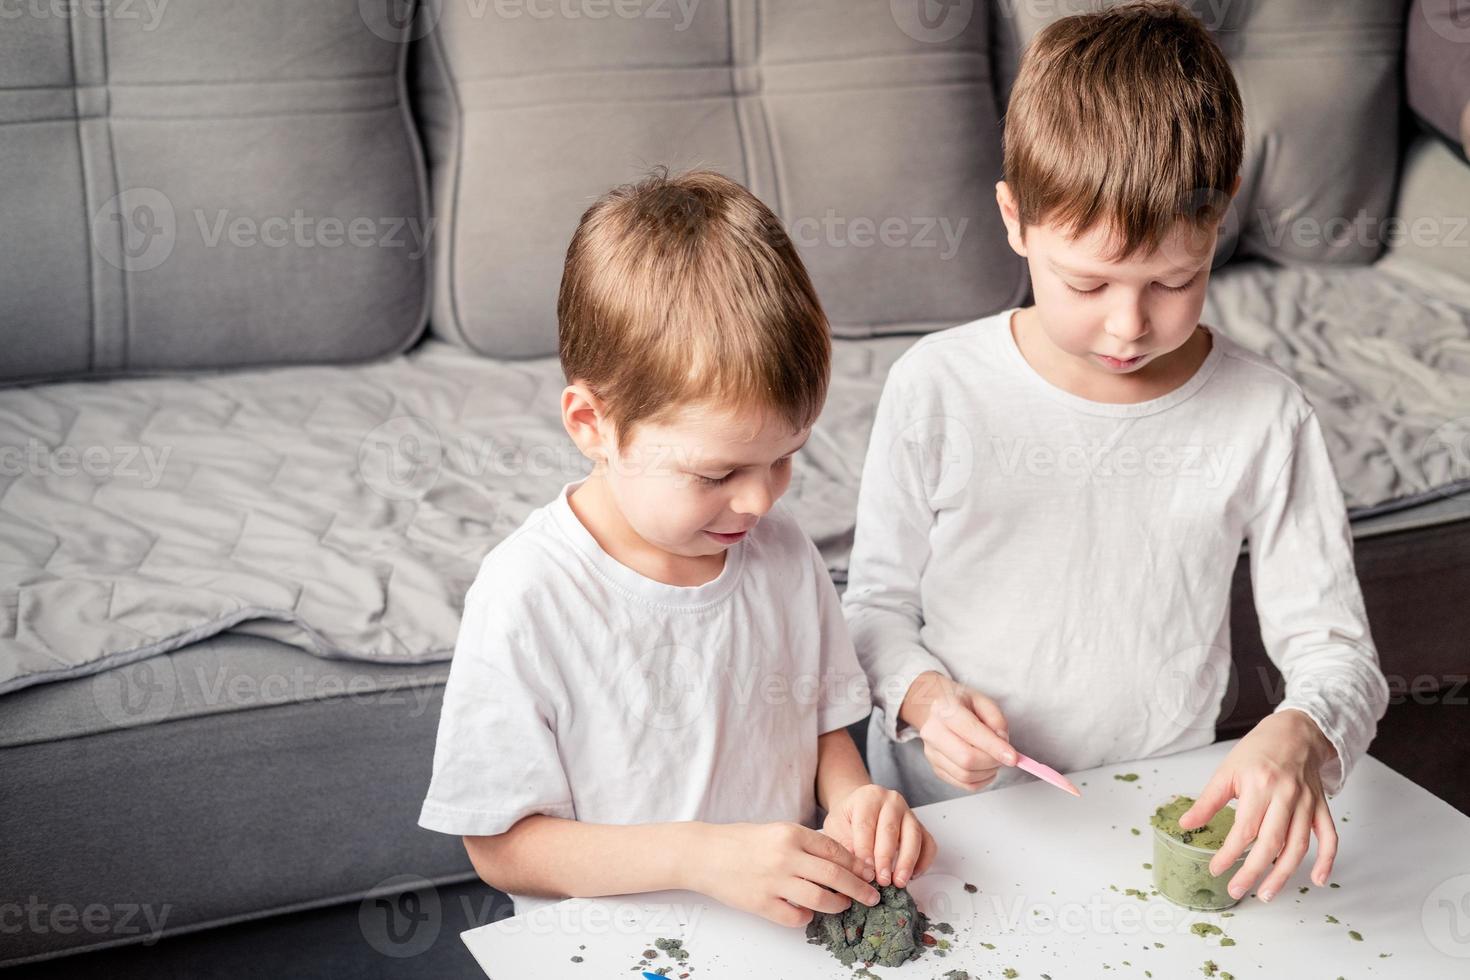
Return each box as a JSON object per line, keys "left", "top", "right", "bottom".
{"left": 3, "top": 0, "right": 1469, "bottom": 974}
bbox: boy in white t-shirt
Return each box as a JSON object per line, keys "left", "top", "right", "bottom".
{"left": 845, "top": 1, "right": 1389, "bottom": 909}
{"left": 419, "top": 169, "right": 937, "bottom": 926}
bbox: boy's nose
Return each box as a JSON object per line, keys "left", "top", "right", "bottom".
{"left": 731, "top": 474, "right": 775, "bottom": 517}
{"left": 1104, "top": 302, "right": 1149, "bottom": 342}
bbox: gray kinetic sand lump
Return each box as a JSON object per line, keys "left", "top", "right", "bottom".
{"left": 805, "top": 884, "right": 930, "bottom": 968}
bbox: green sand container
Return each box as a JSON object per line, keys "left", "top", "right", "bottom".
{"left": 1150, "top": 795, "right": 1251, "bottom": 911}
{"left": 805, "top": 883, "right": 930, "bottom": 968}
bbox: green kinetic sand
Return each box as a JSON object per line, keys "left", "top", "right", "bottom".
{"left": 1150, "top": 795, "right": 1247, "bottom": 911}
{"left": 805, "top": 884, "right": 930, "bottom": 968}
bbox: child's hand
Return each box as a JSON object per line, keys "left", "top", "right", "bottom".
{"left": 822, "top": 784, "right": 937, "bottom": 890}
{"left": 901, "top": 670, "right": 1018, "bottom": 792}
{"left": 1178, "top": 709, "right": 1339, "bottom": 903}
{"left": 686, "top": 821, "right": 882, "bottom": 929}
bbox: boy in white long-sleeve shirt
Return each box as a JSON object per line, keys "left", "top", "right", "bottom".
{"left": 843, "top": 1, "right": 1389, "bottom": 908}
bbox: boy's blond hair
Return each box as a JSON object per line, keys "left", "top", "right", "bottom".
{"left": 557, "top": 168, "right": 830, "bottom": 446}
{"left": 1003, "top": 0, "right": 1244, "bottom": 261}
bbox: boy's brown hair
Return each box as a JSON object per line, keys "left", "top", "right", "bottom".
{"left": 1002, "top": 0, "right": 1245, "bottom": 261}
{"left": 557, "top": 168, "right": 830, "bottom": 447}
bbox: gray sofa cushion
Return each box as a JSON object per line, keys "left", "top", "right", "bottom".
{"left": 1385, "top": 135, "right": 1470, "bottom": 288}
{"left": 1407, "top": 0, "right": 1470, "bottom": 158}
{"left": 0, "top": 0, "right": 431, "bottom": 386}
{"left": 992, "top": 0, "right": 1408, "bottom": 267}
{"left": 412, "top": 0, "right": 1026, "bottom": 356}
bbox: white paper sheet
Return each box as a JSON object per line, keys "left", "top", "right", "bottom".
{"left": 462, "top": 740, "right": 1470, "bottom": 978}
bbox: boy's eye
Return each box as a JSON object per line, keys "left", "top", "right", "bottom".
{"left": 694, "top": 455, "right": 794, "bottom": 487}
{"left": 1156, "top": 275, "right": 1199, "bottom": 294}
{"left": 1066, "top": 282, "right": 1104, "bottom": 296}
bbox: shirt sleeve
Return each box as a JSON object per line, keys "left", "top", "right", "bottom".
{"left": 1245, "top": 408, "right": 1390, "bottom": 796}
{"left": 418, "top": 587, "right": 575, "bottom": 837}
{"left": 840, "top": 356, "right": 954, "bottom": 745}
{"left": 808, "top": 532, "right": 875, "bottom": 737}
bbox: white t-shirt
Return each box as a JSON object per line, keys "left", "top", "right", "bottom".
{"left": 419, "top": 479, "right": 872, "bottom": 917}
{"left": 843, "top": 309, "right": 1389, "bottom": 807}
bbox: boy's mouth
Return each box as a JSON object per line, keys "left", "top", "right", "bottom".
{"left": 1094, "top": 352, "right": 1146, "bottom": 371}
{"left": 703, "top": 527, "right": 751, "bottom": 544}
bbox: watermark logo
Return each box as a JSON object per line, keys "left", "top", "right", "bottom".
{"left": 92, "top": 187, "right": 434, "bottom": 271}
{"left": 360, "top": 874, "right": 442, "bottom": 958}
{"left": 989, "top": 437, "right": 1237, "bottom": 489}
{"left": 1423, "top": 874, "right": 1470, "bottom": 959}
{"left": 360, "top": 0, "right": 703, "bottom": 42}
{"left": 1254, "top": 210, "right": 1470, "bottom": 254}
{"left": 0, "top": 0, "right": 171, "bottom": 31}
{"left": 1154, "top": 186, "right": 1241, "bottom": 274}
{"left": 359, "top": 0, "right": 439, "bottom": 42}
{"left": 358, "top": 416, "right": 445, "bottom": 501}
{"left": 1149, "top": 643, "right": 1236, "bottom": 735}
{"left": 92, "top": 187, "right": 176, "bottom": 273}
{"left": 891, "top": 0, "right": 974, "bottom": 44}
{"left": 1422, "top": 0, "right": 1470, "bottom": 44}
{"left": 887, "top": 415, "right": 976, "bottom": 502}
{"left": 786, "top": 211, "right": 969, "bottom": 261}
{"left": 91, "top": 656, "right": 179, "bottom": 727}
{"left": 619, "top": 642, "right": 713, "bottom": 732}
{"left": 0, "top": 439, "right": 172, "bottom": 488}
{"left": 0, "top": 898, "right": 173, "bottom": 945}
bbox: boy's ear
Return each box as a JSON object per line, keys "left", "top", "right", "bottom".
{"left": 562, "top": 382, "right": 614, "bottom": 464}
{"left": 994, "top": 180, "right": 1029, "bottom": 258}
{"left": 1228, "top": 173, "right": 1242, "bottom": 200}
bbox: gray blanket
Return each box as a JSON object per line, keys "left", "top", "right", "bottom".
{"left": 2, "top": 258, "right": 1467, "bottom": 694}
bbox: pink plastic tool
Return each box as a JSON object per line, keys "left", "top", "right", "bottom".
{"left": 1014, "top": 753, "right": 1083, "bottom": 797}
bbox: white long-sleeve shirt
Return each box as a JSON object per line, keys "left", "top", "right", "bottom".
{"left": 843, "top": 308, "right": 1389, "bottom": 806}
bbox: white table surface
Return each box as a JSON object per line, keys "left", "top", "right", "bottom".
{"left": 462, "top": 740, "right": 1470, "bottom": 978}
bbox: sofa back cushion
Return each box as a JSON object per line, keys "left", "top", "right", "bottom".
{"left": 413, "top": 0, "right": 1026, "bottom": 358}
{"left": 1407, "top": 0, "right": 1470, "bottom": 159}
{"left": 0, "top": 0, "right": 430, "bottom": 386}
{"left": 992, "top": 0, "right": 1408, "bottom": 268}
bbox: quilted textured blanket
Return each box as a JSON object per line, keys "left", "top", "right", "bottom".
{"left": 2, "top": 258, "right": 1467, "bottom": 694}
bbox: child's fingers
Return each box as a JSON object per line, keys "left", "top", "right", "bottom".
{"left": 946, "top": 706, "right": 1017, "bottom": 768}
{"left": 785, "top": 873, "right": 869, "bottom": 916}
{"left": 892, "top": 811, "right": 925, "bottom": 889}
{"left": 966, "top": 690, "right": 1011, "bottom": 743}
{"left": 829, "top": 831, "right": 866, "bottom": 879}
{"left": 1206, "top": 784, "right": 1260, "bottom": 878}
{"left": 847, "top": 804, "right": 878, "bottom": 876}
{"left": 805, "top": 828, "right": 870, "bottom": 899}
{"left": 924, "top": 741, "right": 997, "bottom": 792}
{"left": 759, "top": 897, "right": 814, "bottom": 930}
{"left": 802, "top": 825, "right": 864, "bottom": 880}
{"left": 793, "top": 851, "right": 881, "bottom": 908}
{"left": 1228, "top": 792, "right": 1291, "bottom": 900}
{"left": 1180, "top": 767, "right": 1234, "bottom": 831}
{"left": 924, "top": 723, "right": 1008, "bottom": 779}
{"left": 1309, "top": 799, "right": 1338, "bottom": 886}
{"left": 915, "top": 826, "right": 938, "bottom": 877}
{"left": 872, "top": 791, "right": 908, "bottom": 886}
{"left": 1256, "top": 795, "right": 1314, "bottom": 901}
{"left": 1209, "top": 785, "right": 1264, "bottom": 879}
